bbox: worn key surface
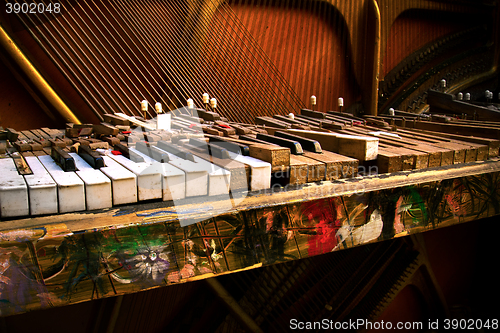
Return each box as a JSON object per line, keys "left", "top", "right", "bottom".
{"left": 99, "top": 155, "right": 138, "bottom": 205}
{"left": 129, "top": 148, "right": 186, "bottom": 201}
{"left": 107, "top": 151, "right": 163, "bottom": 201}
{"left": 23, "top": 156, "right": 58, "bottom": 215}
{"left": 38, "top": 154, "right": 85, "bottom": 213}
{"left": 70, "top": 153, "right": 112, "bottom": 210}
{"left": 0, "top": 157, "right": 29, "bottom": 217}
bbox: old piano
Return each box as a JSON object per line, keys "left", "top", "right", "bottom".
{"left": 0, "top": 0, "right": 499, "bottom": 331}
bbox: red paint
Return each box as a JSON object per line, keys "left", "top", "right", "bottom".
{"left": 394, "top": 196, "right": 405, "bottom": 234}
{"left": 303, "top": 199, "right": 340, "bottom": 256}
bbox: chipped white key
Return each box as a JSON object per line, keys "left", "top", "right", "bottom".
{"left": 100, "top": 156, "right": 138, "bottom": 205}
{"left": 69, "top": 153, "right": 112, "bottom": 210}
{"left": 129, "top": 148, "right": 185, "bottom": 201}
{"left": 23, "top": 156, "right": 58, "bottom": 215}
{"left": 228, "top": 152, "right": 271, "bottom": 191}
{"left": 107, "top": 152, "right": 162, "bottom": 201}
{"left": 0, "top": 157, "right": 29, "bottom": 217}
{"left": 38, "top": 155, "right": 85, "bottom": 213}
{"left": 152, "top": 147, "right": 208, "bottom": 197}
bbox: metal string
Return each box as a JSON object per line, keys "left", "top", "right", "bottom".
{"left": 77, "top": 0, "right": 178, "bottom": 116}
{"left": 11, "top": 0, "right": 106, "bottom": 121}
{"left": 33, "top": 0, "right": 118, "bottom": 116}
{"left": 207, "top": 0, "right": 305, "bottom": 117}
{"left": 48, "top": 1, "right": 135, "bottom": 116}
{"left": 8, "top": 0, "right": 319, "bottom": 122}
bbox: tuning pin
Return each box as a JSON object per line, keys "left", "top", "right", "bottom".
{"left": 210, "top": 98, "right": 217, "bottom": 110}
{"left": 310, "top": 95, "right": 317, "bottom": 111}
{"left": 202, "top": 93, "right": 209, "bottom": 104}
{"left": 440, "top": 79, "right": 446, "bottom": 90}
{"left": 141, "top": 100, "right": 148, "bottom": 119}
{"left": 155, "top": 102, "right": 162, "bottom": 114}
{"left": 465, "top": 93, "right": 471, "bottom": 101}
{"left": 486, "top": 90, "right": 491, "bottom": 100}
{"left": 141, "top": 100, "right": 148, "bottom": 111}
{"left": 338, "top": 97, "right": 344, "bottom": 113}
{"left": 457, "top": 92, "right": 463, "bottom": 101}
{"left": 388, "top": 108, "right": 395, "bottom": 116}
{"left": 202, "top": 93, "right": 210, "bottom": 111}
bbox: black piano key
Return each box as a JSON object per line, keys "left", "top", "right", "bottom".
{"left": 300, "top": 108, "right": 326, "bottom": 119}
{"left": 182, "top": 143, "right": 212, "bottom": 158}
{"left": 194, "top": 108, "right": 221, "bottom": 121}
{"left": 206, "top": 142, "right": 237, "bottom": 159}
{"left": 51, "top": 146, "right": 77, "bottom": 172}
{"left": 156, "top": 140, "right": 196, "bottom": 162}
{"left": 113, "top": 143, "right": 145, "bottom": 163}
{"left": 256, "top": 133, "right": 304, "bottom": 155}
{"left": 188, "top": 137, "right": 210, "bottom": 152}
{"left": 135, "top": 141, "right": 170, "bottom": 163}
{"left": 189, "top": 138, "right": 231, "bottom": 159}
{"left": 238, "top": 135, "right": 274, "bottom": 145}
{"left": 327, "top": 110, "right": 364, "bottom": 122}
{"left": 274, "top": 131, "right": 322, "bottom": 153}
{"left": 206, "top": 135, "right": 250, "bottom": 156}
{"left": 78, "top": 145, "right": 105, "bottom": 169}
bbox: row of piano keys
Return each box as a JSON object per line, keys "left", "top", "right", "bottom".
{"left": 0, "top": 120, "right": 292, "bottom": 218}
{"left": 1, "top": 106, "right": 499, "bottom": 219}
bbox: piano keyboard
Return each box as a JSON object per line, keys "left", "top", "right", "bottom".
{"left": 1, "top": 103, "right": 499, "bottom": 219}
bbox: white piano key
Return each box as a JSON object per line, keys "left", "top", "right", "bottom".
{"left": 69, "top": 153, "right": 112, "bottom": 210}
{"left": 23, "top": 156, "right": 58, "bottom": 215}
{"left": 151, "top": 146, "right": 208, "bottom": 197}
{"left": 128, "top": 148, "right": 185, "bottom": 201}
{"left": 188, "top": 155, "right": 231, "bottom": 196}
{"left": 38, "top": 155, "right": 86, "bottom": 213}
{"left": 0, "top": 157, "right": 29, "bottom": 217}
{"left": 228, "top": 152, "right": 271, "bottom": 191}
{"left": 106, "top": 153, "right": 162, "bottom": 201}
{"left": 100, "top": 156, "right": 138, "bottom": 205}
